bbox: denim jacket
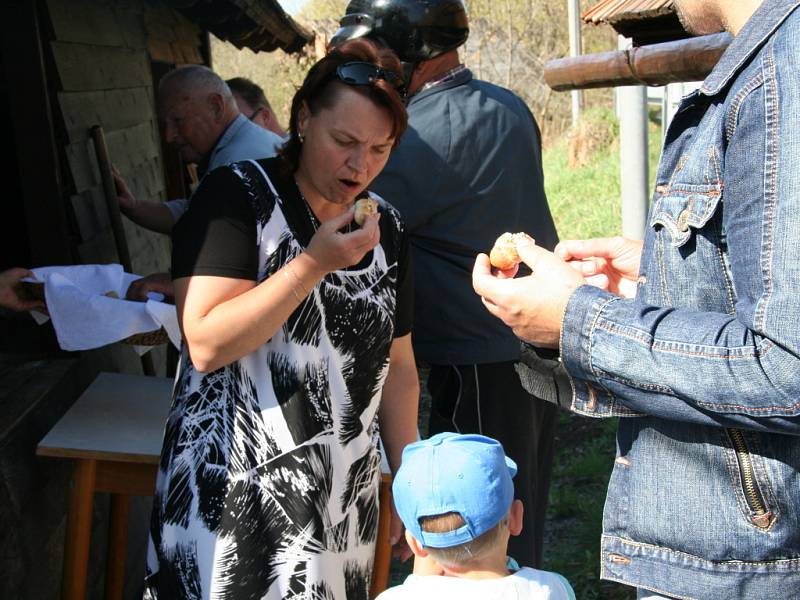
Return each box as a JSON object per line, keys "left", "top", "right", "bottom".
{"left": 560, "top": 2, "right": 800, "bottom": 597}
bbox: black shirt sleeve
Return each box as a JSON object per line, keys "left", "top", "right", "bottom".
{"left": 393, "top": 224, "right": 414, "bottom": 338}
{"left": 171, "top": 166, "right": 258, "bottom": 281}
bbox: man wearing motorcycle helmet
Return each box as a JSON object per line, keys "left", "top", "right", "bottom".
{"left": 333, "top": 0, "right": 559, "bottom": 569}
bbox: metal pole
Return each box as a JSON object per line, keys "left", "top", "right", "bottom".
{"left": 567, "top": 0, "right": 583, "bottom": 126}
{"left": 617, "top": 36, "right": 649, "bottom": 239}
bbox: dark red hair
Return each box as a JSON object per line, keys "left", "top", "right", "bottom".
{"left": 280, "top": 38, "right": 408, "bottom": 173}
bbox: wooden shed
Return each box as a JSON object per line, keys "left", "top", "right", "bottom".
{"left": 0, "top": 1, "right": 310, "bottom": 597}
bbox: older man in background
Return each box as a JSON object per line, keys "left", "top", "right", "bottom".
{"left": 115, "top": 65, "right": 283, "bottom": 235}
{"left": 226, "top": 76, "right": 287, "bottom": 138}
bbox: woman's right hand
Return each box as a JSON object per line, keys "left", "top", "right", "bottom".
{"left": 305, "top": 206, "right": 381, "bottom": 273}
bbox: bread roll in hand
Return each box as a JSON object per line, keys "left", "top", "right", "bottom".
{"left": 354, "top": 197, "right": 379, "bottom": 226}
{"left": 489, "top": 232, "right": 532, "bottom": 270}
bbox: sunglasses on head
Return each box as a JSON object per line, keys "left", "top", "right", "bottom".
{"left": 335, "top": 61, "right": 407, "bottom": 99}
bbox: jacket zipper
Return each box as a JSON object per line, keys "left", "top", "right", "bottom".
{"left": 728, "top": 428, "right": 772, "bottom": 529}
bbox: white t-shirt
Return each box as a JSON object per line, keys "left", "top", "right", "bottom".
{"left": 376, "top": 567, "right": 576, "bottom": 600}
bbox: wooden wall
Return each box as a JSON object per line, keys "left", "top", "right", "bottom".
{"left": 0, "top": 3, "right": 205, "bottom": 598}
{"left": 47, "top": 0, "right": 204, "bottom": 279}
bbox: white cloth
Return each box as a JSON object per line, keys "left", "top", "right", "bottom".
{"left": 28, "top": 264, "right": 180, "bottom": 351}
{"left": 376, "top": 568, "right": 576, "bottom": 600}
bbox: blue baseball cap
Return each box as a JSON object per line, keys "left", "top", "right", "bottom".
{"left": 392, "top": 432, "right": 517, "bottom": 548}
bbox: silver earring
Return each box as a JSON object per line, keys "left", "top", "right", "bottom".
{"left": 298, "top": 133, "right": 305, "bottom": 143}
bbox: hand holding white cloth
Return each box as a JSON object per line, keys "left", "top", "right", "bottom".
{"left": 28, "top": 264, "right": 180, "bottom": 351}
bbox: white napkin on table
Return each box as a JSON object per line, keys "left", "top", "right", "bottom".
{"left": 28, "top": 264, "right": 180, "bottom": 352}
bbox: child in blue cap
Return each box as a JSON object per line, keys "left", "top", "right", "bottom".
{"left": 379, "top": 432, "right": 575, "bottom": 599}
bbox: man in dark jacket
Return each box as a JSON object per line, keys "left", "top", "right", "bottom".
{"left": 333, "top": 0, "right": 559, "bottom": 568}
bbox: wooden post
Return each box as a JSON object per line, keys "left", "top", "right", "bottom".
{"left": 91, "top": 126, "right": 133, "bottom": 272}
{"left": 62, "top": 459, "right": 97, "bottom": 600}
{"left": 544, "top": 32, "right": 731, "bottom": 91}
{"left": 90, "top": 125, "right": 156, "bottom": 376}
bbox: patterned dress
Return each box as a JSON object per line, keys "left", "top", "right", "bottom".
{"left": 144, "top": 158, "right": 412, "bottom": 600}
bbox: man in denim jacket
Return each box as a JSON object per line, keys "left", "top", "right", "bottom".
{"left": 473, "top": 1, "right": 800, "bottom": 598}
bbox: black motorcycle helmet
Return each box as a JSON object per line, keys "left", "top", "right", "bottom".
{"left": 331, "top": 0, "right": 469, "bottom": 66}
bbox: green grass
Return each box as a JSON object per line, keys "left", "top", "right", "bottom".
{"left": 543, "top": 106, "right": 663, "bottom": 240}
{"left": 542, "top": 416, "right": 632, "bottom": 600}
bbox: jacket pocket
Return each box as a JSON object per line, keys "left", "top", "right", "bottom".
{"left": 650, "top": 184, "right": 722, "bottom": 248}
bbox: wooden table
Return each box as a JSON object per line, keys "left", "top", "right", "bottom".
{"left": 37, "top": 372, "right": 393, "bottom": 600}
{"left": 37, "top": 372, "right": 172, "bottom": 600}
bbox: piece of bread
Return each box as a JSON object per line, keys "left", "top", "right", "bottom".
{"left": 489, "top": 232, "right": 529, "bottom": 270}
{"left": 354, "top": 197, "right": 379, "bottom": 226}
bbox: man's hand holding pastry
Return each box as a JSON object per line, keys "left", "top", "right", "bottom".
{"left": 473, "top": 235, "right": 585, "bottom": 348}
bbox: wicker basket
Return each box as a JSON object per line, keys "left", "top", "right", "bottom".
{"left": 122, "top": 327, "right": 170, "bottom": 346}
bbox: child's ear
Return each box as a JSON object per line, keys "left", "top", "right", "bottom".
{"left": 405, "top": 530, "right": 429, "bottom": 558}
{"left": 507, "top": 500, "right": 524, "bottom": 537}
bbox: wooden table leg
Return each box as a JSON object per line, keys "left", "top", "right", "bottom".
{"left": 105, "top": 493, "right": 130, "bottom": 600}
{"left": 369, "top": 474, "right": 393, "bottom": 599}
{"left": 62, "top": 459, "right": 97, "bottom": 600}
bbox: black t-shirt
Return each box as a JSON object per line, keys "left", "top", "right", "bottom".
{"left": 172, "top": 158, "right": 414, "bottom": 337}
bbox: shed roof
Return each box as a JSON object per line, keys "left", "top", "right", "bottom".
{"left": 166, "top": 0, "right": 314, "bottom": 54}
{"left": 582, "top": 0, "right": 692, "bottom": 46}
{"left": 582, "top": 0, "right": 674, "bottom": 26}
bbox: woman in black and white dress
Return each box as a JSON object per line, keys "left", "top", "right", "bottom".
{"left": 144, "top": 39, "right": 418, "bottom": 600}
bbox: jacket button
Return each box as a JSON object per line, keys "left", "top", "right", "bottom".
{"left": 677, "top": 209, "right": 691, "bottom": 232}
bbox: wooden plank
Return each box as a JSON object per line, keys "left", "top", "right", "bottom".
{"left": 46, "top": 0, "right": 126, "bottom": 48}
{"left": 51, "top": 41, "right": 151, "bottom": 91}
{"left": 65, "top": 138, "right": 100, "bottom": 195}
{"left": 2, "top": 0, "right": 73, "bottom": 266}
{"left": 126, "top": 158, "right": 166, "bottom": 201}
{"left": 58, "top": 87, "right": 155, "bottom": 144}
{"left": 115, "top": 8, "right": 147, "bottom": 50}
{"left": 71, "top": 160, "right": 165, "bottom": 242}
{"left": 174, "top": 42, "right": 204, "bottom": 65}
{"left": 70, "top": 186, "right": 110, "bottom": 242}
{"left": 75, "top": 228, "right": 118, "bottom": 265}
{"left": 143, "top": 4, "right": 179, "bottom": 33}
{"left": 144, "top": 14, "right": 179, "bottom": 43}
{"left": 124, "top": 222, "right": 171, "bottom": 276}
{"left": 66, "top": 122, "right": 161, "bottom": 194}
{"left": 106, "top": 121, "right": 161, "bottom": 173}
{"left": 147, "top": 37, "right": 176, "bottom": 64}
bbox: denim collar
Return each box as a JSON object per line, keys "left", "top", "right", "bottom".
{"left": 701, "top": 0, "right": 800, "bottom": 95}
